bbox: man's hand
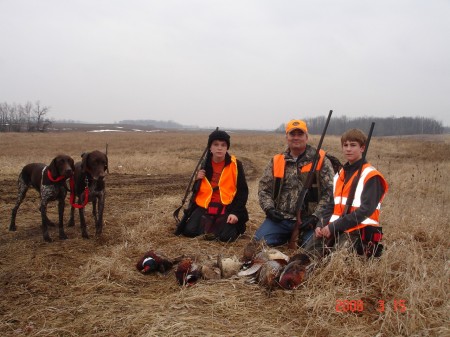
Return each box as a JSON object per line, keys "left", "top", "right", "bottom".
{"left": 266, "top": 208, "right": 285, "bottom": 222}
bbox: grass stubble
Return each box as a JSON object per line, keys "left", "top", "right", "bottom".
{"left": 0, "top": 131, "right": 448, "bottom": 336}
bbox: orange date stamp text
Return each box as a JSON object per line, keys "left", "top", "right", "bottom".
{"left": 335, "top": 299, "right": 407, "bottom": 313}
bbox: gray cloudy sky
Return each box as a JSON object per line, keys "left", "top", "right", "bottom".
{"left": 1, "top": 0, "right": 449, "bottom": 129}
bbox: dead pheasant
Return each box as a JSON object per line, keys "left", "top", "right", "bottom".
{"left": 175, "top": 258, "right": 202, "bottom": 286}
{"left": 217, "top": 254, "right": 242, "bottom": 278}
{"left": 136, "top": 250, "right": 174, "bottom": 274}
{"left": 241, "top": 240, "right": 259, "bottom": 268}
{"left": 238, "top": 247, "right": 289, "bottom": 290}
{"left": 258, "top": 259, "right": 285, "bottom": 290}
{"left": 278, "top": 253, "right": 311, "bottom": 290}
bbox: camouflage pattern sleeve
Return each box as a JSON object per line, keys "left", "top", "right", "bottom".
{"left": 313, "top": 156, "right": 335, "bottom": 222}
{"left": 258, "top": 159, "right": 276, "bottom": 213}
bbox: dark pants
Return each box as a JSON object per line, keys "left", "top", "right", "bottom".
{"left": 305, "top": 231, "right": 362, "bottom": 259}
{"left": 305, "top": 228, "right": 384, "bottom": 259}
{"left": 182, "top": 207, "right": 245, "bottom": 242}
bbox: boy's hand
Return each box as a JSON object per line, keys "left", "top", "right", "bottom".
{"left": 315, "top": 227, "right": 323, "bottom": 238}
{"left": 227, "top": 214, "right": 238, "bottom": 224}
{"left": 315, "top": 225, "right": 332, "bottom": 239}
{"left": 321, "top": 225, "right": 332, "bottom": 239}
{"left": 196, "top": 169, "right": 206, "bottom": 180}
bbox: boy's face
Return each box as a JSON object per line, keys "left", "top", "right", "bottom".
{"left": 210, "top": 140, "right": 228, "bottom": 161}
{"left": 342, "top": 140, "right": 365, "bottom": 164}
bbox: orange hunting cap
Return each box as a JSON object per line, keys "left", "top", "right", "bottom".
{"left": 285, "top": 119, "right": 308, "bottom": 134}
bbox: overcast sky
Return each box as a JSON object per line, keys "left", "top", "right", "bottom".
{"left": 1, "top": 0, "right": 449, "bottom": 129}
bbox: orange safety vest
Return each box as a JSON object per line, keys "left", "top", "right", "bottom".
{"left": 273, "top": 149, "right": 326, "bottom": 178}
{"left": 195, "top": 155, "right": 238, "bottom": 208}
{"left": 329, "top": 163, "right": 388, "bottom": 233}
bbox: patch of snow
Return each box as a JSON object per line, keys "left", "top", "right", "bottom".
{"left": 88, "top": 129, "right": 126, "bottom": 133}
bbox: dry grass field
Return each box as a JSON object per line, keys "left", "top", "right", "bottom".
{"left": 0, "top": 130, "right": 449, "bottom": 337}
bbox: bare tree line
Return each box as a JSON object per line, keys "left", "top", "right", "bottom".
{"left": 1, "top": 101, "right": 445, "bottom": 135}
{"left": 277, "top": 115, "right": 444, "bottom": 136}
{"left": 0, "top": 101, "right": 51, "bottom": 132}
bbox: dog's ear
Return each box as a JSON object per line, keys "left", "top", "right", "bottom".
{"left": 48, "top": 157, "right": 59, "bottom": 178}
{"left": 81, "top": 152, "right": 90, "bottom": 172}
{"left": 69, "top": 157, "right": 75, "bottom": 171}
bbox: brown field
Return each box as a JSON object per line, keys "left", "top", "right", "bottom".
{"left": 0, "top": 131, "right": 449, "bottom": 337}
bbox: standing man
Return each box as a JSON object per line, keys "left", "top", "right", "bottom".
{"left": 254, "top": 119, "right": 335, "bottom": 247}
{"left": 306, "top": 128, "right": 388, "bottom": 258}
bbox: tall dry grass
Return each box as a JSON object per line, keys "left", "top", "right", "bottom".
{"left": 0, "top": 131, "right": 449, "bottom": 336}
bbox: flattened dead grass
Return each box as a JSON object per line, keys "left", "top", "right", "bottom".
{"left": 0, "top": 131, "right": 449, "bottom": 336}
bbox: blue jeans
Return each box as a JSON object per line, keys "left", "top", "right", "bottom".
{"left": 254, "top": 217, "right": 314, "bottom": 247}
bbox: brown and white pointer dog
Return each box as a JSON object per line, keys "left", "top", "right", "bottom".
{"left": 67, "top": 150, "right": 108, "bottom": 239}
{"left": 10, "top": 155, "right": 75, "bottom": 242}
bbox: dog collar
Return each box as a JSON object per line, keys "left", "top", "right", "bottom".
{"left": 46, "top": 167, "right": 67, "bottom": 182}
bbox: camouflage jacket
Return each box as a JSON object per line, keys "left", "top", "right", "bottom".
{"left": 258, "top": 145, "right": 334, "bottom": 222}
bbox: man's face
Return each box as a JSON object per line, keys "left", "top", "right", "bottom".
{"left": 342, "top": 140, "right": 365, "bottom": 164}
{"left": 286, "top": 129, "right": 308, "bottom": 153}
{"left": 210, "top": 140, "right": 228, "bottom": 161}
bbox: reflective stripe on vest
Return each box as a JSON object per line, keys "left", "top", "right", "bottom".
{"left": 272, "top": 149, "right": 326, "bottom": 178}
{"left": 329, "top": 163, "right": 388, "bottom": 233}
{"left": 195, "top": 155, "right": 238, "bottom": 208}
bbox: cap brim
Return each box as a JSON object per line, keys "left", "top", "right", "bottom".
{"left": 286, "top": 127, "right": 307, "bottom": 134}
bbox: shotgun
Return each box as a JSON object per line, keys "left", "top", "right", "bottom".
{"left": 288, "top": 110, "right": 333, "bottom": 249}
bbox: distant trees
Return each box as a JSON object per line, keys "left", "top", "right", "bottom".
{"left": 119, "top": 119, "right": 184, "bottom": 129}
{"left": 276, "top": 116, "right": 444, "bottom": 136}
{"left": 0, "top": 101, "right": 52, "bottom": 132}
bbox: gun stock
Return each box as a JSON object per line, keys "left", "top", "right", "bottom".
{"left": 174, "top": 177, "right": 203, "bottom": 235}
{"left": 288, "top": 110, "right": 333, "bottom": 249}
